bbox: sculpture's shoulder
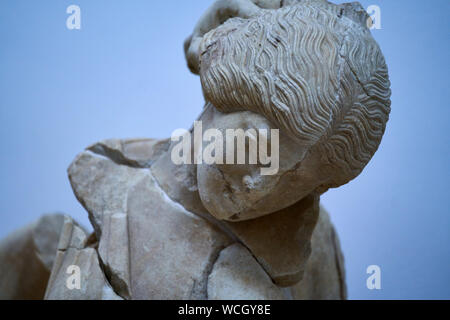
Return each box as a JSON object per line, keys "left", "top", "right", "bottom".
{"left": 43, "top": 138, "right": 346, "bottom": 300}
{"left": 45, "top": 216, "right": 122, "bottom": 300}
{"left": 62, "top": 138, "right": 236, "bottom": 299}
{"left": 0, "top": 214, "right": 65, "bottom": 299}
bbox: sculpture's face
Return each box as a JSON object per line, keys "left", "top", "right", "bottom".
{"left": 196, "top": 105, "right": 322, "bottom": 221}
{"left": 194, "top": 3, "right": 391, "bottom": 221}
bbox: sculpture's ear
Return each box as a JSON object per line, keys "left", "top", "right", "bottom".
{"left": 338, "top": 2, "right": 371, "bottom": 29}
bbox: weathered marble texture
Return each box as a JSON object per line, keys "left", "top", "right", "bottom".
{"left": 290, "top": 207, "right": 347, "bottom": 299}
{"left": 42, "top": 138, "right": 346, "bottom": 300}
{"left": 0, "top": 214, "right": 65, "bottom": 299}
{"left": 191, "top": 0, "right": 391, "bottom": 221}
{"left": 44, "top": 216, "right": 122, "bottom": 300}
{"left": 1, "top": 0, "right": 392, "bottom": 300}
{"left": 207, "top": 244, "right": 286, "bottom": 300}
{"left": 185, "top": 0, "right": 303, "bottom": 74}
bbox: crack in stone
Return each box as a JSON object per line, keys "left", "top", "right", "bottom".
{"left": 87, "top": 143, "right": 148, "bottom": 169}
{"left": 330, "top": 226, "right": 347, "bottom": 300}
{"left": 192, "top": 243, "right": 230, "bottom": 300}
{"left": 52, "top": 245, "right": 124, "bottom": 300}
{"left": 94, "top": 246, "right": 130, "bottom": 300}
{"left": 82, "top": 141, "right": 290, "bottom": 296}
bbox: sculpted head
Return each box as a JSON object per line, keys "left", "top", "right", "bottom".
{"left": 188, "top": 1, "right": 391, "bottom": 221}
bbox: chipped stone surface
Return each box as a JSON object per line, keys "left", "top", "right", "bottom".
{"left": 127, "top": 177, "right": 232, "bottom": 299}
{"left": 0, "top": 214, "right": 65, "bottom": 300}
{"left": 0, "top": 0, "right": 395, "bottom": 301}
{"left": 44, "top": 216, "right": 122, "bottom": 300}
{"left": 196, "top": 0, "right": 391, "bottom": 221}
{"left": 208, "top": 244, "right": 286, "bottom": 300}
{"left": 224, "top": 195, "right": 320, "bottom": 287}
{"left": 87, "top": 138, "right": 169, "bottom": 168}
{"left": 68, "top": 148, "right": 233, "bottom": 299}
{"left": 290, "top": 207, "right": 347, "bottom": 300}
{"left": 63, "top": 139, "right": 345, "bottom": 299}
{"left": 151, "top": 139, "right": 209, "bottom": 216}
{"left": 184, "top": 0, "right": 301, "bottom": 74}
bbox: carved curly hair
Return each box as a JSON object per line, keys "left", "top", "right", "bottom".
{"left": 200, "top": 1, "right": 391, "bottom": 189}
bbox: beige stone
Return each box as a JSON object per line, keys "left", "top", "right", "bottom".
{"left": 195, "top": 105, "right": 314, "bottom": 222}
{"left": 224, "top": 195, "right": 320, "bottom": 287}
{"left": 195, "top": 0, "right": 391, "bottom": 221}
{"left": 3, "top": 0, "right": 394, "bottom": 300}
{"left": 290, "top": 207, "right": 347, "bottom": 299}
{"left": 63, "top": 138, "right": 345, "bottom": 298}
{"left": 87, "top": 138, "right": 169, "bottom": 168}
{"left": 208, "top": 244, "right": 286, "bottom": 300}
{"left": 0, "top": 214, "right": 65, "bottom": 300}
{"left": 68, "top": 148, "right": 233, "bottom": 299}
{"left": 44, "top": 216, "right": 122, "bottom": 300}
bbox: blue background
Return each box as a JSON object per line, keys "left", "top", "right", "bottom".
{"left": 0, "top": 0, "right": 449, "bottom": 299}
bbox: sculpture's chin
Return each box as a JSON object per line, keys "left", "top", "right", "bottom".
{"left": 196, "top": 153, "right": 327, "bottom": 222}
{"left": 197, "top": 161, "right": 310, "bottom": 222}
{"left": 200, "top": 193, "right": 272, "bottom": 222}
{"left": 200, "top": 190, "right": 242, "bottom": 222}
{"left": 197, "top": 167, "right": 250, "bottom": 221}
{"left": 197, "top": 163, "right": 277, "bottom": 222}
